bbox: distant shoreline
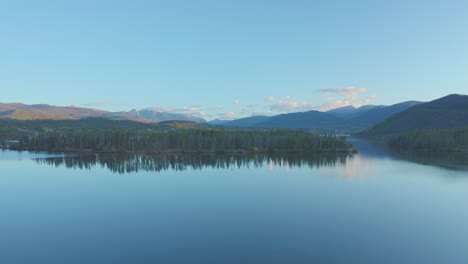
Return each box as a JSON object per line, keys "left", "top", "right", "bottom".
{"left": 3, "top": 146, "right": 357, "bottom": 155}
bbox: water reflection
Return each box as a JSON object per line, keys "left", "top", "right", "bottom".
{"left": 350, "top": 137, "right": 468, "bottom": 171}
{"left": 34, "top": 153, "right": 353, "bottom": 174}
{"left": 0, "top": 149, "right": 66, "bottom": 160}
{"left": 390, "top": 149, "right": 468, "bottom": 171}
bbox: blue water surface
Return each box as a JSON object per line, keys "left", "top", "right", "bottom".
{"left": 0, "top": 142, "right": 467, "bottom": 264}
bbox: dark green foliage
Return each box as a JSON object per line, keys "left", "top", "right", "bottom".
{"left": 222, "top": 101, "right": 420, "bottom": 133}
{"left": 0, "top": 118, "right": 208, "bottom": 131}
{"left": 244, "top": 111, "right": 344, "bottom": 129}
{"left": 0, "top": 117, "right": 353, "bottom": 153}
{"left": 223, "top": 115, "right": 273, "bottom": 127}
{"left": 347, "top": 101, "right": 421, "bottom": 127}
{"left": 387, "top": 127, "right": 468, "bottom": 152}
{"left": 13, "top": 128, "right": 352, "bottom": 153}
{"left": 364, "top": 94, "right": 468, "bottom": 135}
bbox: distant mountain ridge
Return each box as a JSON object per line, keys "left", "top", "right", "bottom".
{"left": 346, "top": 101, "right": 422, "bottom": 127}
{"left": 221, "top": 101, "right": 422, "bottom": 131}
{"left": 105, "top": 108, "right": 206, "bottom": 123}
{"left": 253, "top": 110, "right": 343, "bottom": 129}
{"left": 364, "top": 94, "right": 468, "bottom": 135}
{"left": 0, "top": 98, "right": 430, "bottom": 131}
{"left": 0, "top": 103, "right": 206, "bottom": 123}
{"left": 222, "top": 116, "right": 273, "bottom": 127}
{"left": 0, "top": 103, "right": 106, "bottom": 120}
{"left": 208, "top": 119, "right": 230, "bottom": 125}
{"left": 326, "top": 105, "right": 381, "bottom": 119}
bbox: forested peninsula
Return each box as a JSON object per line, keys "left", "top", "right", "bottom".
{"left": 0, "top": 119, "right": 355, "bottom": 154}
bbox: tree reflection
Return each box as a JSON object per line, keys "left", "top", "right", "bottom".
{"left": 34, "top": 153, "right": 353, "bottom": 174}
{"left": 389, "top": 149, "right": 468, "bottom": 171}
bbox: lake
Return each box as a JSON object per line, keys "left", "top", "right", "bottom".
{"left": 1, "top": 138, "right": 468, "bottom": 264}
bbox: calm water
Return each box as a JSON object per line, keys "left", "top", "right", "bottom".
{"left": 1, "top": 139, "right": 468, "bottom": 264}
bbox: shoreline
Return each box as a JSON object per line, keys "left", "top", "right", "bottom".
{"left": 2, "top": 147, "right": 357, "bottom": 155}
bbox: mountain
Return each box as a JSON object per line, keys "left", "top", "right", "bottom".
{"left": 253, "top": 111, "right": 343, "bottom": 129}
{"left": 0, "top": 98, "right": 433, "bottom": 131}
{"left": 348, "top": 101, "right": 422, "bottom": 127}
{"left": 137, "top": 109, "right": 205, "bottom": 123}
{"left": 221, "top": 102, "right": 421, "bottom": 131}
{"left": 327, "top": 105, "right": 380, "bottom": 119}
{"left": 0, "top": 103, "right": 106, "bottom": 120}
{"left": 208, "top": 119, "right": 230, "bottom": 125}
{"left": 365, "top": 94, "right": 468, "bottom": 135}
{"left": 0, "top": 103, "right": 206, "bottom": 123}
{"left": 0, "top": 118, "right": 210, "bottom": 134}
{"left": 105, "top": 108, "right": 206, "bottom": 123}
{"left": 223, "top": 116, "right": 272, "bottom": 127}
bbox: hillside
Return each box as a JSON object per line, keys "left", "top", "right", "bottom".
{"left": 254, "top": 110, "right": 344, "bottom": 129}
{"left": 348, "top": 101, "right": 421, "bottom": 127}
{"left": 223, "top": 116, "right": 272, "bottom": 127}
{"left": 365, "top": 94, "right": 468, "bottom": 135}
{"left": 208, "top": 119, "right": 230, "bottom": 125}
{"left": 0, "top": 118, "right": 353, "bottom": 154}
{"left": 0, "top": 103, "right": 106, "bottom": 120}
{"left": 105, "top": 108, "right": 206, "bottom": 123}
{"left": 387, "top": 127, "right": 468, "bottom": 152}
{"left": 327, "top": 105, "right": 380, "bottom": 119}
{"left": 0, "top": 118, "right": 208, "bottom": 133}
{"left": 220, "top": 101, "right": 420, "bottom": 131}
{"left": 0, "top": 103, "right": 206, "bottom": 123}
{"left": 0, "top": 99, "right": 434, "bottom": 132}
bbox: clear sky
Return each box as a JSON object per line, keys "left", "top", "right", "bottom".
{"left": 1, "top": 0, "right": 467, "bottom": 120}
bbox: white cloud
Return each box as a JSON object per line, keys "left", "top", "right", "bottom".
{"left": 117, "top": 101, "right": 132, "bottom": 106}
{"left": 149, "top": 106, "right": 174, "bottom": 112}
{"left": 315, "top": 100, "right": 349, "bottom": 111}
{"left": 264, "top": 96, "right": 276, "bottom": 102}
{"left": 218, "top": 112, "right": 236, "bottom": 119}
{"left": 319, "top": 87, "right": 367, "bottom": 101}
{"left": 191, "top": 111, "right": 213, "bottom": 118}
{"left": 269, "top": 101, "right": 315, "bottom": 113}
{"left": 186, "top": 106, "right": 199, "bottom": 112}
{"left": 250, "top": 110, "right": 275, "bottom": 116}
{"left": 82, "top": 101, "right": 134, "bottom": 110}
{"left": 148, "top": 105, "right": 202, "bottom": 114}
{"left": 209, "top": 106, "right": 223, "bottom": 110}
{"left": 234, "top": 99, "right": 240, "bottom": 105}
{"left": 315, "top": 87, "right": 376, "bottom": 111}
{"left": 84, "top": 102, "right": 106, "bottom": 107}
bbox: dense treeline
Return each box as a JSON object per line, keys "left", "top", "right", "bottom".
{"left": 387, "top": 127, "right": 468, "bottom": 152}
{"left": 9, "top": 128, "right": 353, "bottom": 153}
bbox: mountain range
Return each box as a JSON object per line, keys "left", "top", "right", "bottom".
{"left": 1, "top": 94, "right": 466, "bottom": 134}
{"left": 364, "top": 94, "right": 468, "bottom": 135}
{"left": 219, "top": 100, "right": 422, "bottom": 131}
{"left": 0, "top": 103, "right": 205, "bottom": 123}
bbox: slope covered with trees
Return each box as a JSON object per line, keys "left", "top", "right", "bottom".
{"left": 387, "top": 127, "right": 468, "bottom": 152}
{"left": 0, "top": 102, "right": 206, "bottom": 123}
{"left": 221, "top": 101, "right": 420, "bottom": 132}
{"left": 364, "top": 94, "right": 468, "bottom": 135}
{"left": 11, "top": 129, "right": 352, "bottom": 154}
{"left": 0, "top": 118, "right": 354, "bottom": 153}
{"left": 360, "top": 94, "right": 468, "bottom": 152}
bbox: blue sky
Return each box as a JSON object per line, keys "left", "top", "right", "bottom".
{"left": 1, "top": 0, "right": 467, "bottom": 120}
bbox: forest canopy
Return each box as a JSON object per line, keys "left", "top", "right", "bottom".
{"left": 0, "top": 119, "right": 354, "bottom": 153}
